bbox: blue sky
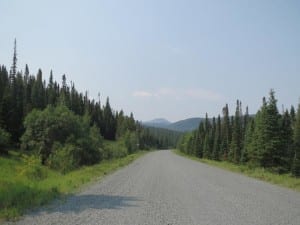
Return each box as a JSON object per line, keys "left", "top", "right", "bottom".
{"left": 0, "top": 0, "right": 299, "bottom": 122}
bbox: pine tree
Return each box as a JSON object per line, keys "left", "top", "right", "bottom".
{"left": 229, "top": 100, "right": 242, "bottom": 163}
{"left": 264, "top": 90, "right": 281, "bottom": 168}
{"left": 203, "top": 133, "right": 210, "bottom": 158}
{"left": 14, "top": 72, "right": 25, "bottom": 139}
{"left": 9, "top": 39, "right": 17, "bottom": 83}
{"left": 31, "top": 69, "right": 45, "bottom": 109}
{"left": 290, "top": 105, "right": 296, "bottom": 128}
{"left": 196, "top": 122, "right": 205, "bottom": 158}
{"left": 24, "top": 64, "right": 29, "bottom": 82}
{"left": 203, "top": 113, "right": 211, "bottom": 158}
{"left": 242, "top": 106, "right": 249, "bottom": 148}
{"left": 0, "top": 66, "right": 9, "bottom": 127}
{"left": 187, "top": 134, "right": 194, "bottom": 155}
{"left": 249, "top": 90, "right": 281, "bottom": 168}
{"left": 103, "top": 97, "right": 117, "bottom": 140}
{"left": 279, "top": 110, "right": 293, "bottom": 171}
{"left": 47, "top": 70, "right": 56, "bottom": 105}
{"left": 241, "top": 119, "right": 254, "bottom": 163}
{"left": 210, "top": 117, "right": 216, "bottom": 156}
{"left": 292, "top": 103, "right": 300, "bottom": 177}
{"left": 221, "top": 104, "right": 230, "bottom": 160}
{"left": 212, "top": 115, "right": 221, "bottom": 160}
{"left": 248, "top": 103, "right": 266, "bottom": 166}
{"left": 59, "top": 74, "right": 71, "bottom": 107}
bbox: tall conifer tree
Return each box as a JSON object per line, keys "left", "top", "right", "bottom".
{"left": 292, "top": 103, "right": 300, "bottom": 177}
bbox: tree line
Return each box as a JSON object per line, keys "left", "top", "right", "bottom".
{"left": 0, "top": 40, "right": 174, "bottom": 172}
{"left": 177, "top": 90, "right": 300, "bottom": 177}
{"left": 139, "top": 126, "right": 182, "bottom": 150}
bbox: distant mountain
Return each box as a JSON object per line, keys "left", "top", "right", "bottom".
{"left": 167, "top": 118, "right": 204, "bottom": 132}
{"left": 143, "top": 118, "right": 171, "bottom": 128}
{"left": 143, "top": 117, "right": 204, "bottom": 132}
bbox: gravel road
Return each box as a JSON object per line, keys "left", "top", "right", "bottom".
{"left": 5, "top": 150, "right": 300, "bottom": 225}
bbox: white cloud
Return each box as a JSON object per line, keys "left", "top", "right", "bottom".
{"left": 132, "top": 91, "right": 154, "bottom": 97}
{"left": 185, "top": 88, "right": 224, "bottom": 101}
{"left": 133, "top": 88, "right": 224, "bottom": 101}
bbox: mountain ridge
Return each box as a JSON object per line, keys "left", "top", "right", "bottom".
{"left": 143, "top": 117, "right": 204, "bottom": 132}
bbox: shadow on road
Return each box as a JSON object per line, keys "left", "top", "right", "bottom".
{"left": 36, "top": 194, "right": 141, "bottom": 214}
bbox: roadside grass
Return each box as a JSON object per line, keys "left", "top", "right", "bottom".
{"left": 0, "top": 150, "right": 147, "bottom": 221}
{"left": 174, "top": 149, "right": 300, "bottom": 192}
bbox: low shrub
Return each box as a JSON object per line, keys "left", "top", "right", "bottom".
{"left": 0, "top": 127, "right": 10, "bottom": 154}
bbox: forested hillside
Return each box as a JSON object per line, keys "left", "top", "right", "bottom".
{"left": 178, "top": 90, "right": 300, "bottom": 177}
{"left": 0, "top": 40, "right": 173, "bottom": 172}
{"left": 143, "top": 118, "right": 204, "bottom": 132}
{"left": 140, "top": 126, "right": 182, "bottom": 149}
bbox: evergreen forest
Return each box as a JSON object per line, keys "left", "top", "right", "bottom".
{"left": 0, "top": 40, "right": 179, "bottom": 172}
{"left": 178, "top": 91, "right": 300, "bottom": 177}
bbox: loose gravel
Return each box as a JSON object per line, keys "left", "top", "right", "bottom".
{"left": 4, "top": 150, "right": 300, "bottom": 225}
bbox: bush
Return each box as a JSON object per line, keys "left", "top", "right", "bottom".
{"left": 0, "top": 127, "right": 10, "bottom": 154}
{"left": 18, "top": 155, "right": 48, "bottom": 180}
{"left": 124, "top": 131, "right": 138, "bottom": 154}
{"left": 21, "top": 105, "right": 103, "bottom": 171}
{"left": 103, "top": 141, "right": 127, "bottom": 159}
{"left": 47, "top": 143, "right": 80, "bottom": 174}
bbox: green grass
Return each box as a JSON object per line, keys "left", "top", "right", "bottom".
{"left": 174, "top": 150, "right": 300, "bottom": 192}
{"left": 0, "top": 150, "right": 147, "bottom": 221}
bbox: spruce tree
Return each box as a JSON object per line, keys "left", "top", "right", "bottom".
{"left": 194, "top": 130, "right": 202, "bottom": 157}
{"left": 292, "top": 103, "right": 300, "bottom": 177}
{"left": 210, "top": 117, "right": 216, "bottom": 156}
{"left": 103, "top": 97, "right": 117, "bottom": 140}
{"left": 221, "top": 104, "right": 230, "bottom": 160}
{"left": 31, "top": 69, "right": 45, "bottom": 109}
{"left": 249, "top": 91, "right": 281, "bottom": 168}
{"left": 241, "top": 119, "right": 254, "bottom": 163}
{"left": 197, "top": 122, "right": 205, "bottom": 158}
{"left": 229, "top": 100, "right": 242, "bottom": 163}
{"left": 203, "top": 133, "right": 210, "bottom": 158}
{"left": 0, "top": 66, "right": 9, "bottom": 127}
{"left": 290, "top": 105, "right": 296, "bottom": 128}
{"left": 264, "top": 90, "right": 281, "bottom": 168}
{"left": 279, "top": 110, "right": 293, "bottom": 171}
{"left": 248, "top": 104, "right": 266, "bottom": 166}
{"left": 242, "top": 106, "right": 249, "bottom": 149}
{"left": 212, "top": 115, "right": 221, "bottom": 160}
{"left": 9, "top": 39, "right": 17, "bottom": 83}
{"left": 203, "top": 113, "right": 211, "bottom": 158}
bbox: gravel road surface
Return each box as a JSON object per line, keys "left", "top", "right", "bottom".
{"left": 5, "top": 150, "right": 300, "bottom": 225}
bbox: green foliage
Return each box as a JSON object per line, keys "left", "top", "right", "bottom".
{"left": 0, "top": 150, "right": 146, "bottom": 220}
{"left": 0, "top": 42, "right": 164, "bottom": 152}
{"left": 292, "top": 104, "right": 300, "bottom": 177}
{"left": 103, "top": 140, "right": 127, "bottom": 159}
{"left": 241, "top": 119, "right": 254, "bottom": 163}
{"left": 248, "top": 90, "right": 282, "bottom": 168}
{"left": 139, "top": 126, "right": 181, "bottom": 150}
{"left": 47, "top": 143, "right": 80, "bottom": 173}
{"left": 221, "top": 104, "right": 230, "bottom": 159}
{"left": 102, "top": 98, "right": 117, "bottom": 140}
{"left": 21, "top": 105, "right": 103, "bottom": 170}
{"left": 178, "top": 90, "right": 298, "bottom": 176}
{"left": 124, "top": 131, "right": 138, "bottom": 154}
{"left": 0, "top": 127, "right": 10, "bottom": 153}
{"left": 19, "top": 154, "right": 48, "bottom": 180}
{"left": 228, "top": 100, "right": 242, "bottom": 163}
{"left": 177, "top": 132, "right": 193, "bottom": 154}
{"left": 279, "top": 110, "right": 294, "bottom": 171}
{"left": 212, "top": 115, "right": 221, "bottom": 160}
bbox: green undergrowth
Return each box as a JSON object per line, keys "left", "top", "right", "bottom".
{"left": 174, "top": 150, "right": 300, "bottom": 192}
{"left": 0, "top": 150, "right": 147, "bottom": 221}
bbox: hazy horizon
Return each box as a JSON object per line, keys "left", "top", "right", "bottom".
{"left": 1, "top": 0, "right": 299, "bottom": 122}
